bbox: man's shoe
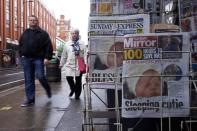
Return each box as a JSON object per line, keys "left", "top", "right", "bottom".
{"left": 21, "top": 100, "right": 35, "bottom": 107}
{"left": 69, "top": 91, "right": 74, "bottom": 97}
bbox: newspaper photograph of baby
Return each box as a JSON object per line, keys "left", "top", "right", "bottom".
{"left": 122, "top": 33, "right": 190, "bottom": 118}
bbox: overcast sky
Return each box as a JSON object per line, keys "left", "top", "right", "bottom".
{"left": 42, "top": 0, "right": 90, "bottom": 43}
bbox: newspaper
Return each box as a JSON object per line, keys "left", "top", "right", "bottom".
{"left": 90, "top": 0, "right": 145, "bottom": 15}
{"left": 90, "top": 0, "right": 118, "bottom": 15}
{"left": 119, "top": 0, "right": 144, "bottom": 15}
{"left": 180, "top": 0, "right": 197, "bottom": 31}
{"left": 88, "top": 14, "right": 150, "bottom": 89}
{"left": 88, "top": 14, "right": 150, "bottom": 36}
{"left": 122, "top": 33, "right": 190, "bottom": 118}
{"left": 88, "top": 36, "right": 124, "bottom": 89}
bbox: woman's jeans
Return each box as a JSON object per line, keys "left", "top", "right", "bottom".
{"left": 21, "top": 57, "right": 51, "bottom": 102}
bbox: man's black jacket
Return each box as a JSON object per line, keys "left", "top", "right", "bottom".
{"left": 19, "top": 27, "right": 53, "bottom": 60}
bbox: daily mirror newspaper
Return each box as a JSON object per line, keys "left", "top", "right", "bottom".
{"left": 122, "top": 33, "right": 190, "bottom": 118}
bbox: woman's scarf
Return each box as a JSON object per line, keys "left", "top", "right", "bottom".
{"left": 72, "top": 41, "right": 80, "bottom": 56}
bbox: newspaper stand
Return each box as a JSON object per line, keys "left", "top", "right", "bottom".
{"left": 82, "top": 50, "right": 122, "bottom": 131}
{"left": 83, "top": 0, "right": 197, "bottom": 131}
{"left": 83, "top": 35, "right": 196, "bottom": 131}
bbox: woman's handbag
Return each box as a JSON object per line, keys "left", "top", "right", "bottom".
{"left": 77, "top": 56, "right": 86, "bottom": 74}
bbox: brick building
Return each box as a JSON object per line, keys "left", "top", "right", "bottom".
{"left": 0, "top": 0, "right": 56, "bottom": 67}
{"left": 56, "top": 15, "right": 71, "bottom": 42}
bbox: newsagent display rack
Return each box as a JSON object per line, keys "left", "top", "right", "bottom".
{"left": 82, "top": 0, "right": 197, "bottom": 131}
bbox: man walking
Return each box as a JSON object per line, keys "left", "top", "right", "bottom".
{"left": 19, "top": 15, "right": 53, "bottom": 107}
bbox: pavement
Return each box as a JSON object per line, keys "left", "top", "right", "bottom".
{"left": 0, "top": 67, "right": 24, "bottom": 92}
{"left": 1, "top": 67, "right": 197, "bottom": 131}
{"left": 0, "top": 71, "right": 87, "bottom": 131}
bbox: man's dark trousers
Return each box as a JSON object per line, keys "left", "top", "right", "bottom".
{"left": 21, "top": 57, "right": 51, "bottom": 102}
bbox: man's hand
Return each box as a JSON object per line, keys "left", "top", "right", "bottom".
{"left": 44, "top": 59, "right": 49, "bottom": 65}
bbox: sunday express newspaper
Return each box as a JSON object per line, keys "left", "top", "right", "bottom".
{"left": 88, "top": 14, "right": 150, "bottom": 36}
{"left": 122, "top": 33, "right": 190, "bottom": 118}
{"left": 88, "top": 14, "right": 150, "bottom": 89}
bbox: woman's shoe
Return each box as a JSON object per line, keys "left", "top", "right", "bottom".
{"left": 75, "top": 96, "right": 80, "bottom": 100}
{"left": 69, "top": 91, "right": 74, "bottom": 97}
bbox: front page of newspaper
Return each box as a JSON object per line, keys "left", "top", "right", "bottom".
{"left": 88, "top": 14, "right": 150, "bottom": 89}
{"left": 90, "top": 0, "right": 147, "bottom": 15}
{"left": 122, "top": 33, "right": 190, "bottom": 118}
{"left": 89, "top": 36, "right": 123, "bottom": 89}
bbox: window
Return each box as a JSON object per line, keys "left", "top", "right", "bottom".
{"left": 14, "top": 1, "right": 17, "bottom": 31}
{"left": 6, "top": 0, "right": 9, "bottom": 28}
